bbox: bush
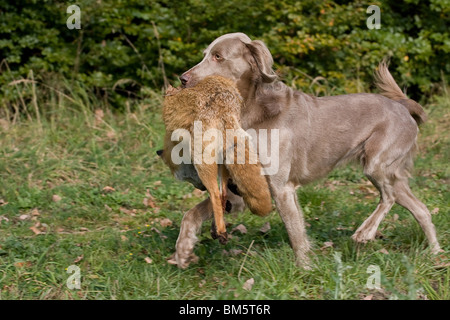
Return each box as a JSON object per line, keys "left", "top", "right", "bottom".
{"left": 1, "top": 0, "right": 448, "bottom": 111}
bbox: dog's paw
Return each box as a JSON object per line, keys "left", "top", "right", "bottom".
{"left": 168, "top": 252, "right": 199, "bottom": 269}
{"left": 218, "top": 232, "right": 228, "bottom": 245}
{"left": 351, "top": 229, "right": 377, "bottom": 243}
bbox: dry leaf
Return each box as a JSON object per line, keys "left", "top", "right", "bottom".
{"left": 259, "top": 222, "right": 271, "bottom": 234}
{"left": 160, "top": 218, "right": 173, "bottom": 227}
{"left": 0, "top": 199, "right": 8, "bottom": 206}
{"left": 434, "top": 254, "right": 450, "bottom": 269}
{"left": 143, "top": 198, "right": 156, "bottom": 208}
{"left": 19, "top": 214, "right": 30, "bottom": 221}
{"left": 120, "top": 235, "right": 128, "bottom": 242}
{"left": 362, "top": 294, "right": 374, "bottom": 300}
{"left": 242, "top": 278, "right": 254, "bottom": 291}
{"left": 379, "top": 248, "right": 389, "bottom": 255}
{"left": 14, "top": 261, "right": 32, "bottom": 268}
{"left": 79, "top": 227, "right": 89, "bottom": 231}
{"left": 320, "top": 241, "right": 334, "bottom": 250}
{"left": 29, "top": 225, "right": 42, "bottom": 235}
{"left": 119, "top": 207, "right": 136, "bottom": 216}
{"left": 104, "top": 204, "right": 112, "bottom": 212}
{"left": 232, "top": 224, "right": 247, "bottom": 234}
{"left": 52, "top": 194, "right": 62, "bottom": 202}
{"left": 74, "top": 255, "right": 84, "bottom": 263}
{"left": 229, "top": 249, "right": 243, "bottom": 256}
{"left": 154, "top": 180, "right": 162, "bottom": 186}
{"left": 94, "top": 109, "right": 104, "bottom": 125}
{"left": 222, "top": 249, "right": 243, "bottom": 256}
{"left": 431, "top": 208, "right": 439, "bottom": 215}
{"left": 144, "top": 257, "right": 153, "bottom": 264}
{"left": 31, "top": 208, "right": 40, "bottom": 216}
{"left": 106, "top": 131, "right": 116, "bottom": 139}
{"left": 102, "top": 186, "right": 116, "bottom": 193}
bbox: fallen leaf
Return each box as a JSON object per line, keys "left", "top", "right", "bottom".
{"left": 198, "top": 280, "right": 206, "bottom": 288}
{"left": 379, "top": 248, "right": 389, "bottom": 255}
{"left": 31, "top": 208, "right": 40, "bottom": 216}
{"left": 362, "top": 294, "right": 374, "bottom": 300}
{"left": 14, "top": 261, "right": 32, "bottom": 268}
{"left": 79, "top": 227, "right": 89, "bottom": 232}
{"left": 52, "top": 194, "right": 62, "bottom": 202}
{"left": 151, "top": 227, "right": 168, "bottom": 239}
{"left": 104, "top": 204, "right": 112, "bottom": 212}
{"left": 106, "top": 131, "right": 116, "bottom": 139}
{"left": 160, "top": 218, "right": 173, "bottom": 228}
{"left": 19, "top": 214, "right": 30, "bottom": 221}
{"left": 230, "top": 249, "right": 243, "bottom": 256}
{"left": 144, "top": 257, "right": 153, "bottom": 264}
{"left": 320, "top": 241, "right": 334, "bottom": 250}
{"left": 102, "top": 186, "right": 116, "bottom": 193}
{"left": 74, "top": 255, "right": 84, "bottom": 263}
{"left": 94, "top": 109, "right": 104, "bottom": 125}
{"left": 242, "top": 278, "right": 254, "bottom": 291}
{"left": 29, "top": 225, "right": 42, "bottom": 235}
{"left": 120, "top": 235, "right": 128, "bottom": 242}
{"left": 259, "top": 222, "right": 271, "bottom": 234}
{"left": 232, "top": 224, "right": 247, "bottom": 234}
{"left": 434, "top": 254, "right": 450, "bottom": 269}
{"left": 119, "top": 207, "right": 136, "bottom": 216}
{"left": 143, "top": 197, "right": 156, "bottom": 208}
{"left": 222, "top": 249, "right": 243, "bottom": 256}
{"left": 431, "top": 208, "right": 439, "bottom": 215}
{"left": 0, "top": 199, "right": 8, "bottom": 206}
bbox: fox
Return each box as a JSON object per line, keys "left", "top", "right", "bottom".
{"left": 158, "top": 75, "right": 272, "bottom": 244}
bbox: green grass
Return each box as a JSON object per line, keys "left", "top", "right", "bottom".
{"left": 0, "top": 81, "right": 448, "bottom": 300}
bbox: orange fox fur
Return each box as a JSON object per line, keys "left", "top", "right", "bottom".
{"left": 160, "top": 76, "right": 272, "bottom": 243}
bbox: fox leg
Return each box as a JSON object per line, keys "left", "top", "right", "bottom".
{"left": 196, "top": 164, "right": 228, "bottom": 244}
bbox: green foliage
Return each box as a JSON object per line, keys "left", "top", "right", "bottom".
{"left": 1, "top": 0, "right": 448, "bottom": 111}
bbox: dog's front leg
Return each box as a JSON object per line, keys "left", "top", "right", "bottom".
{"left": 272, "top": 184, "right": 312, "bottom": 269}
{"left": 173, "top": 198, "right": 213, "bottom": 269}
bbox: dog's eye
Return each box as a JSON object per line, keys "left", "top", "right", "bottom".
{"left": 213, "top": 53, "right": 222, "bottom": 61}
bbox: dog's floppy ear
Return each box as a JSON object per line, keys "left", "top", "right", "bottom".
{"left": 245, "top": 40, "right": 277, "bottom": 83}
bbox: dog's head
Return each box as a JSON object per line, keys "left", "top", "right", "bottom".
{"left": 179, "top": 33, "right": 277, "bottom": 89}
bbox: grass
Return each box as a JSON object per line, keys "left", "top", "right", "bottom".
{"left": 0, "top": 79, "right": 448, "bottom": 300}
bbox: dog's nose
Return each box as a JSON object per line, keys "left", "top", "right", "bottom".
{"left": 179, "top": 73, "right": 190, "bottom": 86}
{"left": 156, "top": 149, "right": 163, "bottom": 156}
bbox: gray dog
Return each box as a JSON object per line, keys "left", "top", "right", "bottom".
{"left": 168, "top": 33, "right": 440, "bottom": 268}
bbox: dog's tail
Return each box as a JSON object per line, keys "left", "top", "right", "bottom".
{"left": 374, "top": 59, "right": 427, "bottom": 125}
{"left": 225, "top": 135, "right": 272, "bottom": 217}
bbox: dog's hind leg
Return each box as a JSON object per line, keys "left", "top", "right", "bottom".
{"left": 394, "top": 178, "right": 441, "bottom": 253}
{"left": 352, "top": 127, "right": 398, "bottom": 243}
{"left": 351, "top": 177, "right": 395, "bottom": 243}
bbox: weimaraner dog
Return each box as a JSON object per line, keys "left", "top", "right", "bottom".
{"left": 168, "top": 32, "right": 440, "bottom": 268}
